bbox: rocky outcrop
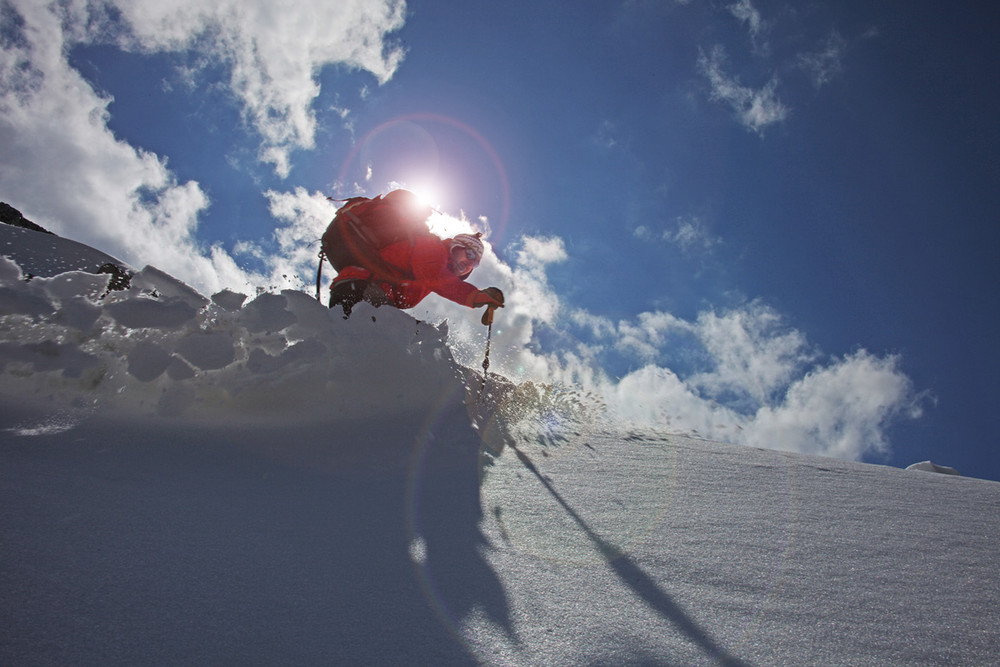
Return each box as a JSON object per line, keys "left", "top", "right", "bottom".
{"left": 0, "top": 202, "right": 54, "bottom": 235}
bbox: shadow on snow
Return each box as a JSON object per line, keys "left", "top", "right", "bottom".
{"left": 2, "top": 375, "right": 751, "bottom": 666}
{"left": 0, "top": 397, "right": 508, "bottom": 665}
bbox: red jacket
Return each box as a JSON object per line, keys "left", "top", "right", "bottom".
{"left": 333, "top": 235, "right": 480, "bottom": 309}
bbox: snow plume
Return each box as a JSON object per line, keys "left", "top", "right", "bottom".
{"left": 0, "top": 0, "right": 405, "bottom": 293}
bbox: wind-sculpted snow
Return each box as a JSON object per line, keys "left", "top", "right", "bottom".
{"left": 0, "top": 254, "right": 466, "bottom": 424}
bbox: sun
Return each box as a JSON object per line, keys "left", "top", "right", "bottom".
{"left": 388, "top": 180, "right": 442, "bottom": 212}
{"left": 411, "top": 185, "right": 442, "bottom": 212}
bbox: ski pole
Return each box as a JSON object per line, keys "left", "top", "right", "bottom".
{"left": 479, "top": 304, "right": 499, "bottom": 404}
{"left": 481, "top": 304, "right": 496, "bottom": 376}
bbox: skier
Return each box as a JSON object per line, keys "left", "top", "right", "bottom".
{"left": 322, "top": 190, "right": 505, "bottom": 318}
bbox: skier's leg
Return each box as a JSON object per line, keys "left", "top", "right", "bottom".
{"left": 361, "top": 283, "right": 390, "bottom": 308}
{"left": 329, "top": 279, "right": 368, "bottom": 318}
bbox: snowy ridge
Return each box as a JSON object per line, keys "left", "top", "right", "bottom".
{"left": 0, "top": 222, "right": 130, "bottom": 278}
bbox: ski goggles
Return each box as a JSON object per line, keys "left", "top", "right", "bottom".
{"left": 450, "top": 245, "right": 480, "bottom": 274}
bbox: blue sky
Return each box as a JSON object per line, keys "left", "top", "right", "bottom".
{"left": 2, "top": 0, "right": 998, "bottom": 480}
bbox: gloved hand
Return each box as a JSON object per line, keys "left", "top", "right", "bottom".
{"left": 471, "top": 287, "right": 505, "bottom": 308}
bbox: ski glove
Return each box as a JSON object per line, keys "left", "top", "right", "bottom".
{"left": 470, "top": 287, "right": 505, "bottom": 308}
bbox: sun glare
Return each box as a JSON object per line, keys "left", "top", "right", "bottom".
{"left": 411, "top": 186, "right": 441, "bottom": 211}
{"left": 389, "top": 180, "right": 442, "bottom": 211}
{"left": 386, "top": 179, "right": 479, "bottom": 238}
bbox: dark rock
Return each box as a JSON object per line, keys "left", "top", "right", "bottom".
{"left": 0, "top": 202, "right": 54, "bottom": 235}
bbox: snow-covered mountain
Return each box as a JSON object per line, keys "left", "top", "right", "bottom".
{"left": 2, "top": 221, "right": 998, "bottom": 666}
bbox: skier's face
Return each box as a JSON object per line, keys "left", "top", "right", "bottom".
{"left": 449, "top": 245, "right": 478, "bottom": 276}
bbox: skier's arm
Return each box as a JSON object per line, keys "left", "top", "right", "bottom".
{"left": 408, "top": 238, "right": 477, "bottom": 306}
{"left": 409, "top": 237, "right": 503, "bottom": 309}
{"left": 436, "top": 279, "right": 480, "bottom": 306}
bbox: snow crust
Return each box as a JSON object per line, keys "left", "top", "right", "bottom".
{"left": 0, "top": 245, "right": 474, "bottom": 426}
{"left": 2, "top": 224, "right": 998, "bottom": 666}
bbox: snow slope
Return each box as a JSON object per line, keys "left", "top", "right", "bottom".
{"left": 0, "top": 221, "right": 131, "bottom": 278}
{"left": 2, "top": 223, "right": 998, "bottom": 665}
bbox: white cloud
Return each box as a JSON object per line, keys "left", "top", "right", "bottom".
{"left": 609, "top": 310, "right": 918, "bottom": 460}
{"left": 0, "top": 0, "right": 406, "bottom": 295}
{"left": 698, "top": 45, "right": 788, "bottom": 134}
{"left": 0, "top": 1, "right": 237, "bottom": 293}
{"left": 666, "top": 216, "right": 720, "bottom": 252}
{"left": 798, "top": 31, "right": 846, "bottom": 88}
{"left": 593, "top": 120, "right": 620, "bottom": 149}
{"left": 686, "top": 303, "right": 815, "bottom": 406}
{"left": 569, "top": 308, "right": 617, "bottom": 342}
{"left": 264, "top": 186, "right": 339, "bottom": 289}
{"left": 515, "top": 236, "right": 567, "bottom": 275}
{"left": 746, "top": 350, "right": 919, "bottom": 460}
{"left": 509, "top": 237, "right": 565, "bottom": 327}
{"left": 616, "top": 310, "right": 689, "bottom": 363}
{"left": 728, "top": 0, "right": 765, "bottom": 41}
{"left": 611, "top": 364, "right": 747, "bottom": 438}
{"left": 113, "top": 0, "right": 406, "bottom": 176}
{"left": 634, "top": 216, "right": 720, "bottom": 255}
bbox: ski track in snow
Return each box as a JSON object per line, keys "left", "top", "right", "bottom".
{"left": 2, "top": 223, "right": 999, "bottom": 666}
